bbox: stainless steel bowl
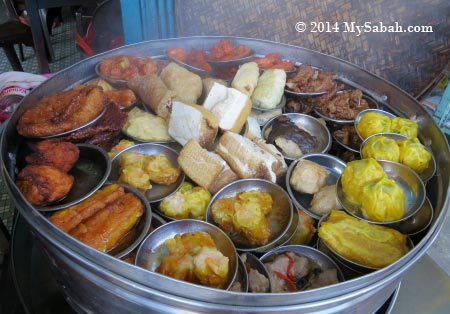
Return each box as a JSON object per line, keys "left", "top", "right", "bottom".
{"left": 231, "top": 255, "right": 249, "bottom": 292}
{"left": 286, "top": 153, "right": 347, "bottom": 220}
{"left": 135, "top": 219, "right": 238, "bottom": 290}
{"left": 260, "top": 244, "right": 345, "bottom": 291}
{"left": 2, "top": 36, "right": 449, "bottom": 314}
{"left": 109, "top": 143, "right": 185, "bottom": 203}
{"left": 206, "top": 178, "right": 295, "bottom": 252}
{"left": 36, "top": 143, "right": 111, "bottom": 212}
{"left": 337, "top": 160, "right": 426, "bottom": 225}
{"left": 390, "top": 197, "right": 434, "bottom": 235}
{"left": 262, "top": 113, "right": 332, "bottom": 161}
{"left": 360, "top": 133, "right": 436, "bottom": 182}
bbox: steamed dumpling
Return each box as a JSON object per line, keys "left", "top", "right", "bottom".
{"left": 361, "top": 135, "right": 400, "bottom": 162}
{"left": 360, "top": 177, "right": 405, "bottom": 222}
{"left": 341, "top": 158, "right": 387, "bottom": 204}
{"left": 390, "top": 117, "right": 418, "bottom": 139}
{"left": 356, "top": 112, "right": 391, "bottom": 139}
{"left": 398, "top": 138, "right": 432, "bottom": 173}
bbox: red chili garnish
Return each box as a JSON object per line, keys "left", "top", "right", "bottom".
{"left": 274, "top": 271, "right": 296, "bottom": 292}
{"left": 284, "top": 252, "right": 296, "bottom": 282}
{"left": 244, "top": 261, "right": 251, "bottom": 274}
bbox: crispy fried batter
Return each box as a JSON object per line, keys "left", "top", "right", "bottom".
{"left": 69, "top": 192, "right": 144, "bottom": 252}
{"left": 17, "top": 86, "right": 108, "bottom": 137}
{"left": 144, "top": 154, "right": 181, "bottom": 185}
{"left": 25, "top": 139, "right": 80, "bottom": 172}
{"left": 16, "top": 165, "right": 74, "bottom": 206}
{"left": 50, "top": 184, "right": 125, "bottom": 232}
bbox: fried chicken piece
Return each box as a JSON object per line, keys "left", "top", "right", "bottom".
{"left": 17, "top": 86, "right": 108, "bottom": 137}
{"left": 104, "top": 89, "right": 137, "bottom": 108}
{"left": 50, "top": 184, "right": 125, "bottom": 232}
{"left": 16, "top": 165, "right": 74, "bottom": 206}
{"left": 144, "top": 154, "right": 181, "bottom": 185}
{"left": 25, "top": 139, "right": 80, "bottom": 172}
{"left": 69, "top": 192, "right": 144, "bottom": 252}
{"left": 286, "top": 65, "right": 338, "bottom": 93}
{"left": 318, "top": 89, "right": 369, "bottom": 120}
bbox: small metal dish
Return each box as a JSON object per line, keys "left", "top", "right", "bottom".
{"left": 317, "top": 214, "right": 415, "bottom": 273}
{"left": 260, "top": 244, "right": 345, "bottom": 292}
{"left": 205, "top": 50, "right": 254, "bottom": 67}
{"left": 252, "top": 95, "right": 287, "bottom": 112}
{"left": 330, "top": 124, "right": 361, "bottom": 153}
{"left": 336, "top": 160, "right": 426, "bottom": 225}
{"left": 389, "top": 197, "right": 433, "bottom": 235}
{"left": 109, "top": 143, "right": 185, "bottom": 203}
{"left": 166, "top": 54, "right": 211, "bottom": 75}
{"left": 286, "top": 153, "right": 347, "bottom": 220}
{"left": 205, "top": 178, "right": 294, "bottom": 252}
{"left": 230, "top": 255, "right": 249, "bottom": 292}
{"left": 354, "top": 108, "right": 396, "bottom": 140}
{"left": 262, "top": 113, "right": 332, "bottom": 161}
{"left": 239, "top": 252, "right": 271, "bottom": 293}
{"left": 135, "top": 219, "right": 238, "bottom": 290}
{"left": 313, "top": 92, "right": 379, "bottom": 124}
{"left": 36, "top": 143, "right": 111, "bottom": 212}
{"left": 105, "top": 182, "right": 153, "bottom": 258}
{"left": 95, "top": 55, "right": 158, "bottom": 88}
{"left": 361, "top": 133, "right": 436, "bottom": 183}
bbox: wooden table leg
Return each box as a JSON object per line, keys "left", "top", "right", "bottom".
{"left": 25, "top": 0, "right": 50, "bottom": 73}
{"left": 2, "top": 46, "right": 23, "bottom": 72}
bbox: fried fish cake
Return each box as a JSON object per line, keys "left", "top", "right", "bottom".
{"left": 17, "top": 85, "right": 107, "bottom": 138}
{"left": 144, "top": 154, "right": 181, "bottom": 185}
{"left": 16, "top": 165, "right": 74, "bottom": 206}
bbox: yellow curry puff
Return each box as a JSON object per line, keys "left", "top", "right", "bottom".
{"left": 341, "top": 158, "right": 405, "bottom": 222}
{"left": 211, "top": 190, "right": 273, "bottom": 246}
{"left": 50, "top": 184, "right": 143, "bottom": 252}
{"left": 118, "top": 152, "right": 181, "bottom": 192}
{"left": 319, "top": 210, "right": 409, "bottom": 269}
{"left": 156, "top": 231, "right": 229, "bottom": 289}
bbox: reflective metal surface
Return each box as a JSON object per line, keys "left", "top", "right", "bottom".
{"left": 1, "top": 36, "right": 449, "bottom": 313}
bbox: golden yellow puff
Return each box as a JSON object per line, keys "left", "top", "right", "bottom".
{"left": 398, "top": 138, "right": 432, "bottom": 173}
{"left": 361, "top": 135, "right": 400, "bottom": 162}
{"left": 356, "top": 112, "right": 391, "bottom": 139}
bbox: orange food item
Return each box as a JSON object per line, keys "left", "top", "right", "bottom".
{"left": 69, "top": 192, "right": 144, "bottom": 252}
{"left": 99, "top": 55, "right": 158, "bottom": 80}
{"left": 166, "top": 47, "right": 188, "bottom": 63}
{"left": 207, "top": 40, "right": 252, "bottom": 61}
{"left": 253, "top": 53, "right": 296, "bottom": 71}
{"left": 25, "top": 139, "right": 80, "bottom": 172}
{"left": 187, "top": 49, "right": 212, "bottom": 72}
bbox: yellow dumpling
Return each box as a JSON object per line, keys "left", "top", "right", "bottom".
{"left": 356, "top": 112, "right": 391, "bottom": 139}
{"left": 398, "top": 138, "right": 432, "bottom": 173}
{"left": 360, "top": 177, "right": 405, "bottom": 222}
{"left": 361, "top": 135, "right": 400, "bottom": 162}
{"left": 390, "top": 117, "right": 418, "bottom": 138}
{"left": 341, "top": 158, "right": 387, "bottom": 204}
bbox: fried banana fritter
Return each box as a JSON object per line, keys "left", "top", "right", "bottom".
{"left": 25, "top": 139, "right": 80, "bottom": 172}
{"left": 17, "top": 86, "right": 108, "bottom": 138}
{"left": 16, "top": 165, "right": 74, "bottom": 206}
{"left": 69, "top": 192, "right": 144, "bottom": 252}
{"left": 50, "top": 184, "right": 125, "bottom": 232}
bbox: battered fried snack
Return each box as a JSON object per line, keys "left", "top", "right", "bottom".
{"left": 17, "top": 86, "right": 108, "bottom": 138}
{"left": 16, "top": 165, "right": 74, "bottom": 206}
{"left": 318, "top": 210, "right": 409, "bottom": 268}
{"left": 25, "top": 139, "right": 80, "bottom": 172}
{"left": 69, "top": 192, "right": 144, "bottom": 252}
{"left": 144, "top": 154, "right": 181, "bottom": 185}
{"left": 50, "top": 184, "right": 125, "bottom": 232}
{"left": 286, "top": 64, "right": 337, "bottom": 93}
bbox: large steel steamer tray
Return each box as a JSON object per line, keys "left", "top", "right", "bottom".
{"left": 1, "top": 36, "right": 449, "bottom": 314}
